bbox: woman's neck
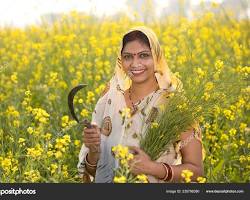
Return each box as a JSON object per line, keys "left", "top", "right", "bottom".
{"left": 130, "top": 77, "right": 159, "bottom": 101}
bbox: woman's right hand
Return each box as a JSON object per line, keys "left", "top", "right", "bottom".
{"left": 82, "top": 123, "right": 101, "bottom": 163}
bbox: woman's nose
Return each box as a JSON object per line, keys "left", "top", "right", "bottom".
{"left": 131, "top": 56, "right": 141, "bottom": 67}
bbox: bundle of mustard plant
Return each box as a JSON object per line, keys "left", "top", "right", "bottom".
{"left": 140, "top": 61, "right": 246, "bottom": 160}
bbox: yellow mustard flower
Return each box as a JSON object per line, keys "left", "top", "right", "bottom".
{"left": 181, "top": 169, "right": 194, "bottom": 183}
{"left": 113, "top": 176, "right": 127, "bottom": 183}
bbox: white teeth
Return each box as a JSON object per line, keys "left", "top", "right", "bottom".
{"left": 131, "top": 69, "right": 145, "bottom": 74}
{"left": 131, "top": 70, "right": 145, "bottom": 74}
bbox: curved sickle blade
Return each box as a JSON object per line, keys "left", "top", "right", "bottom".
{"left": 68, "top": 84, "right": 87, "bottom": 123}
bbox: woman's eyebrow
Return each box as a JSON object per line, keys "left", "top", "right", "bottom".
{"left": 122, "top": 50, "right": 151, "bottom": 55}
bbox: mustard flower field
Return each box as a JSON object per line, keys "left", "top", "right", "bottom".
{"left": 0, "top": 10, "right": 249, "bottom": 183}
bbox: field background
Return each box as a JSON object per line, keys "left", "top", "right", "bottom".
{"left": 0, "top": 1, "right": 249, "bottom": 182}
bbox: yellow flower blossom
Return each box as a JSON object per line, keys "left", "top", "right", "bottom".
{"left": 25, "top": 90, "right": 31, "bottom": 96}
{"left": 10, "top": 72, "right": 18, "bottom": 83}
{"left": 61, "top": 115, "right": 69, "bottom": 128}
{"left": 113, "top": 176, "right": 127, "bottom": 183}
{"left": 32, "top": 108, "right": 50, "bottom": 124}
{"left": 221, "top": 133, "right": 229, "bottom": 141}
{"left": 223, "top": 109, "right": 235, "bottom": 120}
{"left": 62, "top": 165, "right": 69, "bottom": 178}
{"left": 47, "top": 150, "right": 54, "bottom": 157}
{"left": 215, "top": 60, "right": 224, "bottom": 70}
{"left": 49, "top": 163, "right": 58, "bottom": 174}
{"left": 43, "top": 133, "right": 52, "bottom": 140}
{"left": 1, "top": 156, "right": 18, "bottom": 175}
{"left": 78, "top": 98, "right": 83, "bottom": 104}
{"left": 64, "top": 50, "right": 72, "bottom": 58}
{"left": 181, "top": 169, "right": 194, "bottom": 183}
{"left": 205, "top": 82, "right": 214, "bottom": 91}
{"left": 195, "top": 67, "right": 205, "bottom": 78}
{"left": 239, "top": 123, "right": 247, "bottom": 133}
{"left": 136, "top": 174, "right": 148, "bottom": 183}
{"left": 1, "top": 158, "right": 12, "bottom": 172}
{"left": 80, "top": 108, "right": 89, "bottom": 117}
{"left": 55, "top": 135, "right": 71, "bottom": 150}
{"left": 239, "top": 155, "right": 246, "bottom": 163}
{"left": 151, "top": 122, "right": 159, "bottom": 129}
{"left": 112, "top": 144, "right": 134, "bottom": 167}
{"left": 18, "top": 138, "right": 26, "bottom": 146}
{"left": 74, "top": 140, "right": 81, "bottom": 147}
{"left": 6, "top": 106, "right": 20, "bottom": 118}
{"left": 27, "top": 127, "right": 34, "bottom": 134}
{"left": 13, "top": 120, "right": 20, "bottom": 127}
{"left": 24, "top": 170, "right": 41, "bottom": 182}
{"left": 26, "top": 145, "right": 44, "bottom": 159}
{"left": 197, "top": 176, "right": 206, "bottom": 183}
{"left": 54, "top": 151, "right": 63, "bottom": 159}
{"left": 229, "top": 128, "right": 236, "bottom": 136}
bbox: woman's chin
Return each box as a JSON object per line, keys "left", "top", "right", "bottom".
{"left": 131, "top": 76, "right": 149, "bottom": 84}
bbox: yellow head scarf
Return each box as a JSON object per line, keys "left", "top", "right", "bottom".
{"left": 109, "top": 26, "right": 182, "bottom": 93}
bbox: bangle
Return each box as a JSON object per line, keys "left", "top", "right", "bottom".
{"left": 168, "top": 165, "right": 174, "bottom": 182}
{"left": 162, "top": 163, "right": 173, "bottom": 182}
{"left": 85, "top": 153, "right": 97, "bottom": 168}
{"left": 160, "top": 163, "right": 169, "bottom": 180}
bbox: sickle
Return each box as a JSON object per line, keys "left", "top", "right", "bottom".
{"left": 68, "top": 84, "right": 100, "bottom": 153}
{"left": 67, "top": 84, "right": 92, "bottom": 128}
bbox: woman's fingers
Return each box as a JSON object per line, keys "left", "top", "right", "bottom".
{"left": 85, "top": 141, "right": 101, "bottom": 146}
{"left": 84, "top": 128, "right": 98, "bottom": 134}
{"left": 83, "top": 127, "right": 100, "bottom": 136}
{"left": 84, "top": 138, "right": 100, "bottom": 143}
{"left": 82, "top": 123, "right": 101, "bottom": 149}
{"left": 128, "top": 146, "right": 143, "bottom": 155}
{"left": 83, "top": 133, "right": 100, "bottom": 139}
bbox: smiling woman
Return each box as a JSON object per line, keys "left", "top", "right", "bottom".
{"left": 121, "top": 31, "right": 159, "bottom": 115}
{"left": 78, "top": 26, "right": 203, "bottom": 183}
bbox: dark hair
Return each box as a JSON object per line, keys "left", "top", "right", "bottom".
{"left": 121, "top": 30, "right": 150, "bottom": 53}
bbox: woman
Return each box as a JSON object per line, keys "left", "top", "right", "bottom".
{"left": 78, "top": 26, "right": 204, "bottom": 183}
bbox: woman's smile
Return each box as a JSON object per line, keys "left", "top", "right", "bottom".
{"left": 130, "top": 68, "right": 147, "bottom": 76}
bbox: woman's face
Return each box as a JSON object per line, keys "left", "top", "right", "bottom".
{"left": 121, "top": 40, "right": 155, "bottom": 85}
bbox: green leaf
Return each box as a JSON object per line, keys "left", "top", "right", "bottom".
{"left": 212, "top": 160, "right": 224, "bottom": 177}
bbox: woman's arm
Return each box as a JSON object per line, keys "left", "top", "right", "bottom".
{"left": 129, "top": 128, "right": 204, "bottom": 182}
{"left": 85, "top": 152, "right": 100, "bottom": 176}
{"left": 82, "top": 124, "right": 101, "bottom": 177}
{"left": 170, "top": 128, "right": 204, "bottom": 182}
{"left": 78, "top": 86, "right": 109, "bottom": 181}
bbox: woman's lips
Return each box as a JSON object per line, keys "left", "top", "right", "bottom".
{"left": 130, "top": 69, "right": 146, "bottom": 76}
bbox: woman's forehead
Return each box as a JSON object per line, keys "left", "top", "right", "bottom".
{"left": 122, "top": 40, "right": 151, "bottom": 53}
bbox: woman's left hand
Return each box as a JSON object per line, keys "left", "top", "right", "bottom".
{"left": 128, "top": 146, "right": 154, "bottom": 175}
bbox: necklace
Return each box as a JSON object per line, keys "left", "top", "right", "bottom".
{"left": 128, "top": 85, "right": 160, "bottom": 115}
{"left": 128, "top": 87, "right": 139, "bottom": 115}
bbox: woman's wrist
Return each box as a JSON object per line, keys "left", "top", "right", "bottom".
{"left": 86, "top": 152, "right": 100, "bottom": 165}
{"left": 146, "top": 161, "right": 166, "bottom": 179}
{"left": 146, "top": 161, "right": 174, "bottom": 182}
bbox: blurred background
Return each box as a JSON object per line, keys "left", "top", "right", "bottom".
{"left": 0, "top": 0, "right": 249, "bottom": 27}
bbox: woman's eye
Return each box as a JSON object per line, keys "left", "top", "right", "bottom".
{"left": 140, "top": 53, "right": 150, "bottom": 58}
{"left": 123, "top": 54, "right": 132, "bottom": 60}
